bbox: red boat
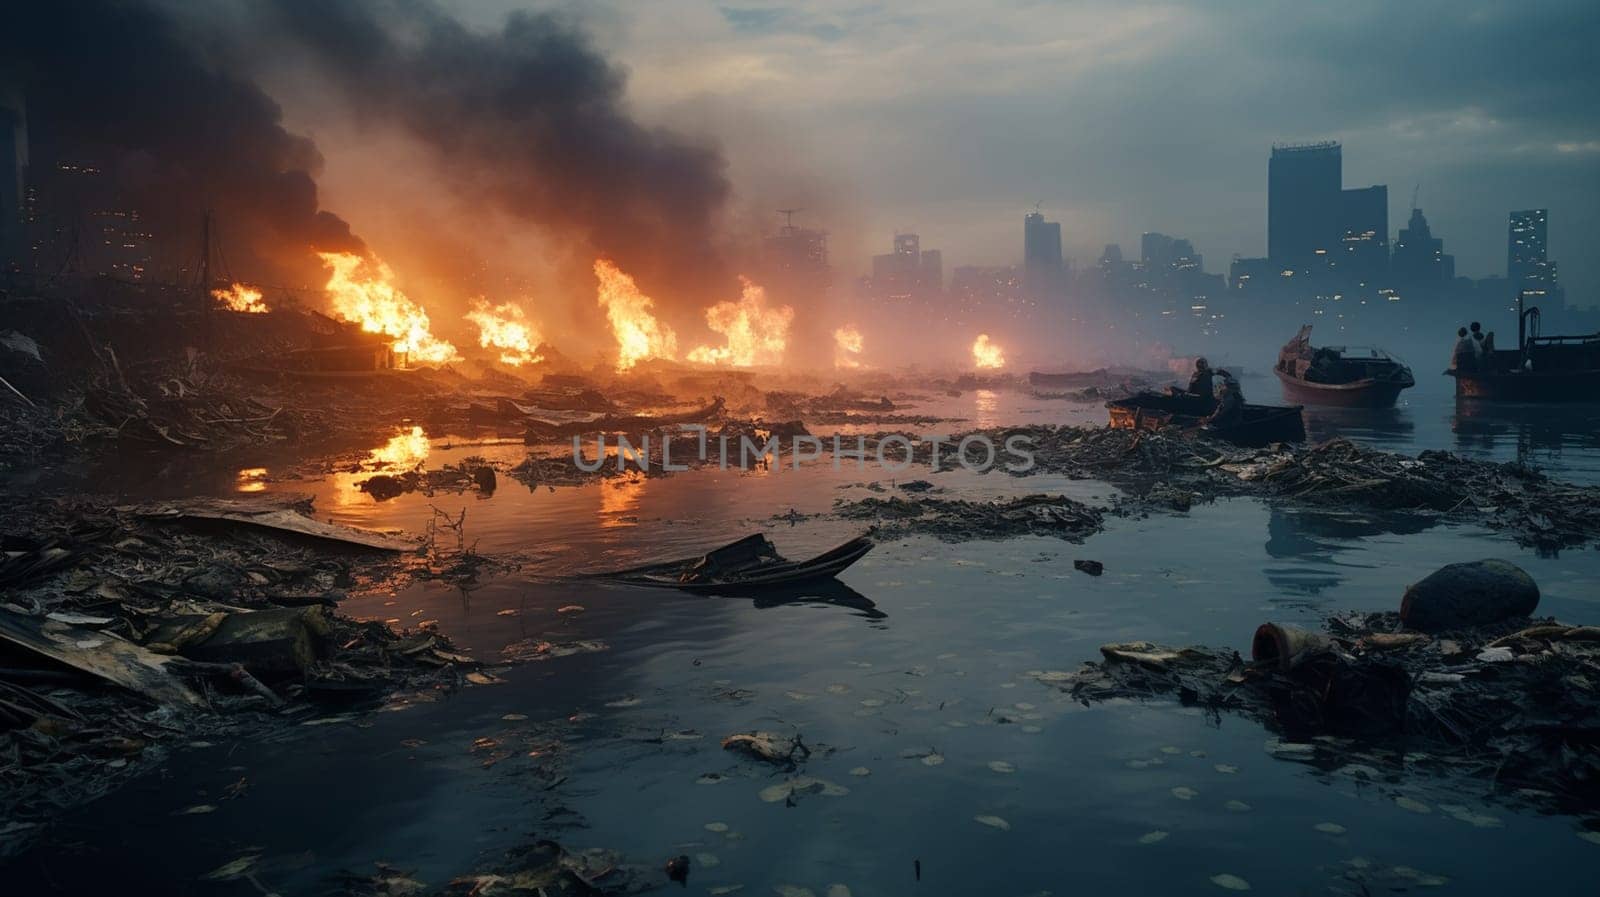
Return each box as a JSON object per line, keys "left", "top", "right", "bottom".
{"left": 1274, "top": 325, "right": 1414, "bottom": 408}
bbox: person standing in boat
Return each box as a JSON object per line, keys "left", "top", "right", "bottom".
{"left": 1207, "top": 371, "right": 1244, "bottom": 428}
{"left": 1186, "top": 357, "right": 1217, "bottom": 410}
{"left": 1451, "top": 326, "right": 1477, "bottom": 371}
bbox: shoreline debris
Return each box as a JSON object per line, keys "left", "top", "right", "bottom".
{"left": 1044, "top": 560, "right": 1600, "bottom": 813}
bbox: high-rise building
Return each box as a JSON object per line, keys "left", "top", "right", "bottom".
{"left": 869, "top": 232, "right": 940, "bottom": 301}
{"left": 1337, "top": 185, "right": 1387, "bottom": 278}
{"left": 1507, "top": 209, "right": 1556, "bottom": 288}
{"left": 1268, "top": 142, "right": 1342, "bottom": 263}
{"left": 0, "top": 101, "right": 24, "bottom": 271}
{"left": 762, "top": 212, "right": 830, "bottom": 294}
{"left": 1391, "top": 207, "right": 1454, "bottom": 284}
{"left": 1023, "top": 210, "right": 1064, "bottom": 297}
{"left": 1141, "top": 232, "right": 1200, "bottom": 272}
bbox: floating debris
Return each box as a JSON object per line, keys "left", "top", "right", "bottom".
{"left": 1138, "top": 831, "right": 1169, "bottom": 845}
{"left": 974, "top": 815, "right": 1011, "bottom": 831}
{"left": 758, "top": 777, "right": 849, "bottom": 804}
{"left": 1210, "top": 873, "right": 1251, "bottom": 891}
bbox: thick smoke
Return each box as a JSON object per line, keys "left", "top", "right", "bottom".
{"left": 2, "top": 0, "right": 363, "bottom": 284}
{"left": 258, "top": 0, "right": 735, "bottom": 308}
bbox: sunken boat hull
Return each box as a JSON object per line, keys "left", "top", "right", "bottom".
{"left": 1106, "top": 392, "right": 1305, "bottom": 448}
{"left": 594, "top": 534, "right": 875, "bottom": 594}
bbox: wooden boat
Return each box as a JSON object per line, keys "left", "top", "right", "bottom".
{"left": 1448, "top": 292, "right": 1600, "bottom": 401}
{"left": 592, "top": 534, "right": 874, "bottom": 594}
{"left": 1106, "top": 392, "right": 1305, "bottom": 447}
{"left": 1274, "top": 325, "right": 1414, "bottom": 408}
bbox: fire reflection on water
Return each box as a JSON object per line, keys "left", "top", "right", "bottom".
{"left": 334, "top": 426, "right": 433, "bottom": 506}
{"left": 235, "top": 467, "right": 269, "bottom": 493}
{"left": 599, "top": 472, "right": 646, "bottom": 527}
{"left": 974, "top": 389, "right": 1000, "bottom": 428}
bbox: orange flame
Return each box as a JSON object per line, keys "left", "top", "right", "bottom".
{"left": 686, "top": 277, "right": 792, "bottom": 367}
{"left": 465, "top": 299, "right": 543, "bottom": 366}
{"left": 318, "top": 251, "right": 459, "bottom": 365}
{"left": 212, "top": 283, "right": 268, "bottom": 314}
{"left": 594, "top": 259, "right": 677, "bottom": 371}
{"left": 833, "top": 324, "right": 864, "bottom": 369}
{"left": 972, "top": 333, "right": 1006, "bottom": 369}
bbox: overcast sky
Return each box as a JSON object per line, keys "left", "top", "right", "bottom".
{"left": 438, "top": 0, "right": 1599, "bottom": 302}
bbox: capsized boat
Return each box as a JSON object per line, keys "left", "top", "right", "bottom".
{"left": 1273, "top": 325, "right": 1414, "bottom": 408}
{"left": 592, "top": 533, "right": 874, "bottom": 594}
{"left": 1106, "top": 391, "right": 1305, "bottom": 447}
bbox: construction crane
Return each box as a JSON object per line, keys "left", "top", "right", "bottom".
{"left": 776, "top": 208, "right": 804, "bottom": 233}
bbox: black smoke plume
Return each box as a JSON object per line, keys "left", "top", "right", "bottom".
{"left": 2, "top": 0, "right": 363, "bottom": 285}
{"left": 259, "top": 0, "right": 734, "bottom": 305}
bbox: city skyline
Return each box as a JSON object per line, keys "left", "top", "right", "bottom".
{"left": 425, "top": 0, "right": 1597, "bottom": 302}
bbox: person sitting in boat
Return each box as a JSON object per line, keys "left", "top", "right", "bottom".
{"left": 1470, "top": 322, "right": 1488, "bottom": 360}
{"left": 1451, "top": 327, "right": 1477, "bottom": 371}
{"left": 1206, "top": 372, "right": 1244, "bottom": 429}
{"left": 1185, "top": 357, "right": 1216, "bottom": 409}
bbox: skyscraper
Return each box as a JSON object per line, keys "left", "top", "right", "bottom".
{"left": 1391, "top": 207, "right": 1454, "bottom": 284}
{"left": 869, "top": 232, "right": 940, "bottom": 300}
{"left": 0, "top": 102, "right": 24, "bottom": 271}
{"left": 1337, "top": 185, "right": 1388, "bottom": 278}
{"left": 1507, "top": 209, "right": 1556, "bottom": 288}
{"left": 1023, "top": 210, "right": 1063, "bottom": 297}
{"left": 1268, "top": 142, "right": 1342, "bottom": 263}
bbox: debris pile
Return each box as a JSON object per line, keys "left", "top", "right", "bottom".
{"left": 852, "top": 425, "right": 1600, "bottom": 549}
{"left": 1042, "top": 560, "right": 1600, "bottom": 813}
{"left": 836, "top": 493, "right": 1104, "bottom": 543}
{"left": 0, "top": 494, "right": 479, "bottom": 854}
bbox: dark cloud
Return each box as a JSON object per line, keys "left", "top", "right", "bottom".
{"left": 2, "top": 0, "right": 364, "bottom": 284}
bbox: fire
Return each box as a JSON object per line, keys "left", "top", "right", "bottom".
{"left": 465, "top": 299, "right": 543, "bottom": 366}
{"left": 212, "top": 283, "right": 268, "bottom": 314}
{"left": 370, "top": 425, "right": 431, "bottom": 469}
{"left": 687, "top": 277, "right": 793, "bottom": 367}
{"left": 594, "top": 259, "right": 678, "bottom": 371}
{"left": 318, "top": 251, "right": 460, "bottom": 365}
{"left": 972, "top": 333, "right": 1006, "bottom": 369}
{"left": 833, "top": 325, "right": 864, "bottom": 369}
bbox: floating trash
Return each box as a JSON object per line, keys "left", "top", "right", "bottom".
{"left": 849, "top": 767, "right": 871, "bottom": 777}
{"left": 1313, "top": 822, "right": 1346, "bottom": 835}
{"left": 1210, "top": 873, "right": 1251, "bottom": 891}
{"left": 974, "top": 815, "right": 1011, "bottom": 831}
{"left": 1394, "top": 796, "right": 1432, "bottom": 814}
{"left": 1138, "top": 831, "right": 1169, "bottom": 845}
{"left": 1224, "top": 800, "right": 1252, "bottom": 812}
{"left": 758, "top": 777, "right": 849, "bottom": 803}
{"left": 987, "top": 760, "right": 1016, "bottom": 773}
{"left": 1214, "top": 764, "right": 1238, "bottom": 774}
{"left": 704, "top": 822, "right": 729, "bottom": 833}
{"left": 1171, "top": 786, "right": 1198, "bottom": 800}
